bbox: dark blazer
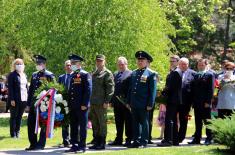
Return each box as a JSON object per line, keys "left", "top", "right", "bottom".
{"left": 191, "top": 71, "right": 214, "bottom": 108}
{"left": 164, "top": 69, "right": 182, "bottom": 105}
{"left": 182, "top": 69, "right": 196, "bottom": 105}
{"left": 68, "top": 69, "right": 92, "bottom": 109}
{"left": 58, "top": 73, "right": 72, "bottom": 90}
{"left": 7, "top": 70, "right": 28, "bottom": 103}
{"left": 27, "top": 70, "right": 55, "bottom": 107}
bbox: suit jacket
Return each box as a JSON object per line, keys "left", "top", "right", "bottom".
{"left": 164, "top": 69, "right": 182, "bottom": 105}
{"left": 7, "top": 70, "right": 28, "bottom": 103}
{"left": 68, "top": 69, "right": 92, "bottom": 109}
{"left": 191, "top": 71, "right": 214, "bottom": 108}
{"left": 181, "top": 69, "right": 196, "bottom": 105}
{"left": 27, "top": 70, "right": 55, "bottom": 107}
{"left": 58, "top": 73, "right": 72, "bottom": 90}
{"left": 128, "top": 67, "right": 157, "bottom": 109}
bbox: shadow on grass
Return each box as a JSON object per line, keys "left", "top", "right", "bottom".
{"left": 0, "top": 136, "right": 8, "bottom": 141}
{"left": 203, "top": 147, "right": 234, "bottom": 155}
{"left": 0, "top": 116, "right": 27, "bottom": 127}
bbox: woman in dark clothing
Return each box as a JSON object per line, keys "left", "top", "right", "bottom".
{"left": 8, "top": 58, "right": 28, "bottom": 138}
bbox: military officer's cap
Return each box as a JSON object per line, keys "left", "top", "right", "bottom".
{"left": 33, "top": 55, "right": 47, "bottom": 64}
{"left": 96, "top": 54, "right": 106, "bottom": 61}
{"left": 135, "top": 50, "right": 153, "bottom": 62}
{"left": 68, "top": 54, "right": 84, "bottom": 62}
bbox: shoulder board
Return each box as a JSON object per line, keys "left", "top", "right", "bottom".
{"left": 45, "top": 70, "right": 54, "bottom": 75}
{"left": 80, "top": 70, "right": 88, "bottom": 74}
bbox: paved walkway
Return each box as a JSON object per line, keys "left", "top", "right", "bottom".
{"left": 0, "top": 112, "right": 28, "bottom": 118}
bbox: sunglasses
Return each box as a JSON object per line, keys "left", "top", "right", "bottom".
{"left": 226, "top": 68, "right": 234, "bottom": 70}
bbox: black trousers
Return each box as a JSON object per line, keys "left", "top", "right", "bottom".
{"left": 62, "top": 125, "right": 70, "bottom": 145}
{"left": 194, "top": 107, "right": 212, "bottom": 141}
{"left": 164, "top": 103, "right": 178, "bottom": 144}
{"left": 10, "top": 101, "right": 26, "bottom": 137}
{"left": 178, "top": 104, "right": 191, "bottom": 142}
{"left": 218, "top": 109, "right": 233, "bottom": 119}
{"left": 113, "top": 100, "right": 132, "bottom": 142}
{"left": 70, "top": 109, "right": 88, "bottom": 149}
{"left": 27, "top": 106, "right": 46, "bottom": 148}
{"left": 148, "top": 104, "right": 155, "bottom": 141}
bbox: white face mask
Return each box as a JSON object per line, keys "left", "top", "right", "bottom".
{"left": 71, "top": 65, "right": 78, "bottom": 71}
{"left": 225, "top": 70, "right": 233, "bottom": 78}
{"left": 15, "top": 64, "right": 25, "bottom": 72}
{"left": 36, "top": 65, "right": 44, "bottom": 71}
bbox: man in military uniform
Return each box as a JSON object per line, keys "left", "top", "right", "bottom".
{"left": 189, "top": 59, "right": 214, "bottom": 145}
{"left": 127, "top": 51, "right": 157, "bottom": 148}
{"left": 109, "top": 57, "right": 133, "bottom": 147}
{"left": 58, "top": 60, "right": 73, "bottom": 147}
{"left": 65, "top": 54, "right": 92, "bottom": 153}
{"left": 25, "top": 55, "right": 55, "bottom": 150}
{"left": 89, "top": 54, "right": 114, "bottom": 150}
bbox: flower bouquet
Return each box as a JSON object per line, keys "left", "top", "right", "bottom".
{"left": 34, "top": 81, "right": 69, "bottom": 138}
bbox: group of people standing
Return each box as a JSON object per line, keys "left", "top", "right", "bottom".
{"left": 4, "top": 50, "right": 235, "bottom": 153}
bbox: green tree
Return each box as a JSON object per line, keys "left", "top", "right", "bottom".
{"left": 1, "top": 0, "right": 175, "bottom": 79}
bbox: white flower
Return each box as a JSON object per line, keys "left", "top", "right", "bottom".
{"left": 44, "top": 97, "right": 49, "bottom": 102}
{"left": 40, "top": 105, "right": 47, "bottom": 112}
{"left": 65, "top": 107, "right": 69, "bottom": 114}
{"left": 55, "top": 94, "right": 63, "bottom": 103}
{"left": 55, "top": 106, "right": 61, "bottom": 114}
{"left": 63, "top": 100, "right": 68, "bottom": 107}
{"left": 40, "top": 101, "right": 45, "bottom": 106}
{"left": 40, "top": 90, "right": 47, "bottom": 97}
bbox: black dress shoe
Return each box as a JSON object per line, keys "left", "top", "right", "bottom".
{"left": 204, "top": 139, "right": 212, "bottom": 145}
{"left": 157, "top": 141, "right": 172, "bottom": 147}
{"left": 128, "top": 142, "right": 140, "bottom": 148}
{"left": 25, "top": 146, "right": 36, "bottom": 151}
{"left": 148, "top": 140, "right": 154, "bottom": 144}
{"left": 34, "top": 145, "right": 44, "bottom": 150}
{"left": 188, "top": 140, "right": 200, "bottom": 145}
{"left": 65, "top": 147, "right": 78, "bottom": 153}
{"left": 108, "top": 140, "right": 122, "bottom": 146}
{"left": 123, "top": 141, "right": 132, "bottom": 147}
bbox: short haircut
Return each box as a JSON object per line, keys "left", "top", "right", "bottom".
{"left": 224, "top": 62, "right": 235, "bottom": 68}
{"left": 197, "top": 58, "right": 207, "bottom": 65}
{"left": 64, "top": 60, "right": 71, "bottom": 66}
{"left": 117, "top": 56, "right": 128, "bottom": 65}
{"left": 179, "top": 57, "right": 189, "bottom": 64}
{"left": 170, "top": 55, "right": 180, "bottom": 61}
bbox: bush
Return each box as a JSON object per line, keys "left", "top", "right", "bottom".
{"left": 208, "top": 113, "right": 235, "bottom": 152}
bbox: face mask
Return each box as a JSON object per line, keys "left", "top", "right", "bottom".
{"left": 71, "top": 65, "right": 78, "bottom": 71}
{"left": 15, "top": 64, "right": 25, "bottom": 72}
{"left": 225, "top": 70, "right": 233, "bottom": 77}
{"left": 36, "top": 65, "right": 44, "bottom": 71}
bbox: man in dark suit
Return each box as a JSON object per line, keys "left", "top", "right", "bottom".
{"left": 178, "top": 58, "right": 196, "bottom": 143}
{"left": 127, "top": 51, "right": 157, "bottom": 148}
{"left": 25, "top": 55, "right": 55, "bottom": 150}
{"left": 109, "top": 57, "right": 132, "bottom": 147}
{"left": 58, "top": 60, "right": 73, "bottom": 147}
{"left": 158, "top": 58, "right": 185, "bottom": 147}
{"left": 189, "top": 59, "right": 214, "bottom": 145}
{"left": 65, "top": 54, "right": 92, "bottom": 153}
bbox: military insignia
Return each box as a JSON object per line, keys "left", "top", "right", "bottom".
{"left": 74, "top": 77, "right": 81, "bottom": 84}
{"left": 40, "top": 77, "right": 47, "bottom": 81}
{"left": 140, "top": 75, "right": 147, "bottom": 83}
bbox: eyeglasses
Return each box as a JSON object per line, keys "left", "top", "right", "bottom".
{"left": 226, "top": 68, "right": 234, "bottom": 70}
{"left": 170, "top": 60, "right": 177, "bottom": 63}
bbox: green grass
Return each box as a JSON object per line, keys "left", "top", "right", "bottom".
{"left": 0, "top": 109, "right": 231, "bottom": 154}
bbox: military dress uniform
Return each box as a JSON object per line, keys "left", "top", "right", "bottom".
{"left": 190, "top": 71, "right": 214, "bottom": 144}
{"left": 128, "top": 51, "right": 157, "bottom": 147}
{"left": 26, "top": 55, "right": 55, "bottom": 150}
{"left": 66, "top": 54, "right": 92, "bottom": 152}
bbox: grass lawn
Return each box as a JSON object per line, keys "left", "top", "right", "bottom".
{"left": 0, "top": 109, "right": 231, "bottom": 154}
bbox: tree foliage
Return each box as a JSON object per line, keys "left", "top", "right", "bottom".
{"left": 0, "top": 0, "right": 175, "bottom": 78}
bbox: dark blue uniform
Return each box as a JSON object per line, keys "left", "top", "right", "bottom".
{"left": 128, "top": 67, "right": 157, "bottom": 146}
{"left": 58, "top": 73, "right": 72, "bottom": 146}
{"left": 27, "top": 70, "right": 55, "bottom": 149}
{"left": 191, "top": 71, "right": 214, "bottom": 143}
{"left": 68, "top": 69, "right": 92, "bottom": 151}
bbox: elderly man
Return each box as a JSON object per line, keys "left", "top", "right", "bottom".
{"left": 127, "top": 51, "right": 157, "bottom": 148}
{"left": 109, "top": 57, "right": 132, "bottom": 147}
{"left": 89, "top": 54, "right": 114, "bottom": 150}
{"left": 189, "top": 59, "right": 214, "bottom": 145}
{"left": 58, "top": 60, "right": 73, "bottom": 147}
{"left": 158, "top": 58, "right": 187, "bottom": 147}
{"left": 65, "top": 54, "right": 92, "bottom": 153}
{"left": 177, "top": 58, "right": 196, "bottom": 143}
